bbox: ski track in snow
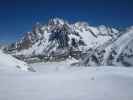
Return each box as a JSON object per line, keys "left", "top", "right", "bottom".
{"left": 0, "top": 61, "right": 133, "bottom": 100}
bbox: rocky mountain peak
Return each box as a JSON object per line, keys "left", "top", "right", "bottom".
{"left": 5, "top": 18, "right": 133, "bottom": 66}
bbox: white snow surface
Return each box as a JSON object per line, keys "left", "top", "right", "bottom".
{"left": 0, "top": 60, "right": 133, "bottom": 100}
{"left": 0, "top": 50, "right": 29, "bottom": 72}
{"left": 103, "top": 28, "right": 133, "bottom": 65}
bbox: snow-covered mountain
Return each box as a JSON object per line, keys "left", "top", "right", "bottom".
{"left": 104, "top": 26, "right": 133, "bottom": 66}
{"left": 7, "top": 18, "right": 119, "bottom": 59}
{"left": 80, "top": 26, "right": 133, "bottom": 66}
{"left": 6, "top": 18, "right": 133, "bottom": 66}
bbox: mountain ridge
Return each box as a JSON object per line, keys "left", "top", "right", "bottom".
{"left": 5, "top": 18, "right": 133, "bottom": 66}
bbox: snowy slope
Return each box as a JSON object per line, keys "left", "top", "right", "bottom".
{"left": 80, "top": 26, "right": 133, "bottom": 66}
{"left": 72, "top": 22, "right": 119, "bottom": 48}
{"left": 0, "top": 50, "right": 30, "bottom": 72}
{"left": 103, "top": 26, "right": 133, "bottom": 66}
{"left": 0, "top": 62, "right": 133, "bottom": 100}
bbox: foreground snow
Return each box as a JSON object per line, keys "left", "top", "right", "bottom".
{"left": 0, "top": 50, "right": 30, "bottom": 72}
{"left": 0, "top": 61, "right": 133, "bottom": 100}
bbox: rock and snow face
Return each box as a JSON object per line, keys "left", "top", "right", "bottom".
{"left": 0, "top": 50, "right": 30, "bottom": 72}
{"left": 72, "top": 22, "right": 119, "bottom": 48}
{"left": 12, "top": 18, "right": 85, "bottom": 57}
{"left": 7, "top": 18, "right": 120, "bottom": 60}
{"left": 103, "top": 27, "right": 133, "bottom": 65}
{"left": 80, "top": 27, "right": 133, "bottom": 66}
{"left": 6, "top": 18, "right": 133, "bottom": 66}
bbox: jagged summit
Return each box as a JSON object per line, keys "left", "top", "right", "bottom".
{"left": 48, "top": 18, "right": 68, "bottom": 26}
{"left": 7, "top": 18, "right": 120, "bottom": 55}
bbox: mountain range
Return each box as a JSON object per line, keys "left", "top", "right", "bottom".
{"left": 4, "top": 18, "right": 133, "bottom": 66}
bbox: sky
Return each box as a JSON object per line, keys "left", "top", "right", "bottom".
{"left": 0, "top": 0, "right": 133, "bottom": 43}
